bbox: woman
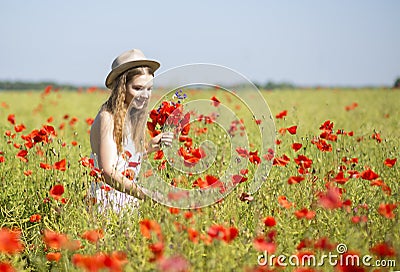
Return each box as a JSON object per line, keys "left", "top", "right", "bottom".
{"left": 89, "top": 49, "right": 173, "bottom": 213}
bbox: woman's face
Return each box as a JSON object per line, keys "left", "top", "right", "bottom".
{"left": 125, "top": 73, "right": 154, "bottom": 109}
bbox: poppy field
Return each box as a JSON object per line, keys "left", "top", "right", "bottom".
{"left": 0, "top": 87, "right": 399, "bottom": 271}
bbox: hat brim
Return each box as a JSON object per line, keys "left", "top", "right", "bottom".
{"left": 105, "top": 59, "right": 160, "bottom": 88}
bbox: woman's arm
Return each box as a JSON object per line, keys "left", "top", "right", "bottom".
{"left": 97, "top": 111, "right": 146, "bottom": 199}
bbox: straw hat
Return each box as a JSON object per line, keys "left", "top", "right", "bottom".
{"left": 105, "top": 49, "right": 160, "bottom": 88}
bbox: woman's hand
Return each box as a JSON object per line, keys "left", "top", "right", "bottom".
{"left": 147, "top": 132, "right": 174, "bottom": 153}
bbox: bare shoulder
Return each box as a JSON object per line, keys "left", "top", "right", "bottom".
{"left": 98, "top": 110, "right": 114, "bottom": 124}
{"left": 90, "top": 110, "right": 114, "bottom": 153}
{"left": 95, "top": 110, "right": 114, "bottom": 132}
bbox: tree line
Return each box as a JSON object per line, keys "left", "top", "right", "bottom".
{"left": 1, "top": 78, "right": 399, "bottom": 91}
{"left": 0, "top": 81, "right": 84, "bottom": 91}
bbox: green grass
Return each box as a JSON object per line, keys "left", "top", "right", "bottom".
{"left": 0, "top": 88, "right": 399, "bottom": 271}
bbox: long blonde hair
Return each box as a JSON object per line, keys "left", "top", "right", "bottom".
{"left": 101, "top": 66, "right": 154, "bottom": 154}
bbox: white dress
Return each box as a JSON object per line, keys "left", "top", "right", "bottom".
{"left": 89, "top": 134, "right": 142, "bottom": 214}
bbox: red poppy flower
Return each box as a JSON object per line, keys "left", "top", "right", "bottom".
{"left": 294, "top": 208, "right": 316, "bottom": 220}
{"left": 0, "top": 156, "right": 4, "bottom": 163}
{"left": 193, "top": 175, "right": 224, "bottom": 192}
{"left": 351, "top": 215, "right": 368, "bottom": 224}
{"left": 370, "top": 180, "right": 392, "bottom": 196}
{"left": 16, "top": 150, "right": 28, "bottom": 163}
{"left": 318, "top": 186, "right": 342, "bottom": 209}
{"left": 0, "top": 262, "right": 16, "bottom": 272}
{"left": 181, "top": 123, "right": 190, "bottom": 135}
{"left": 46, "top": 252, "right": 61, "bottom": 262}
{"left": 287, "top": 125, "right": 297, "bottom": 135}
{"left": 0, "top": 228, "right": 24, "bottom": 254}
{"left": 14, "top": 124, "right": 26, "bottom": 133}
{"left": 89, "top": 167, "right": 102, "bottom": 178}
{"left": 79, "top": 157, "right": 94, "bottom": 168}
{"left": 277, "top": 195, "right": 294, "bottom": 209}
{"left": 253, "top": 236, "right": 276, "bottom": 253}
{"left": 378, "top": 203, "right": 397, "bottom": 219}
{"left": 249, "top": 150, "right": 261, "bottom": 164}
{"left": 379, "top": 183, "right": 392, "bottom": 196}
{"left": 42, "top": 125, "right": 57, "bottom": 137}
{"left": 29, "top": 214, "right": 41, "bottom": 223}
{"left": 342, "top": 157, "right": 358, "bottom": 165}
{"left": 384, "top": 158, "right": 397, "bottom": 168}
{"left": 149, "top": 242, "right": 164, "bottom": 262}
{"left": 81, "top": 229, "right": 104, "bottom": 244}
{"left": 43, "top": 229, "right": 69, "bottom": 250}
{"left": 147, "top": 121, "right": 156, "bottom": 133}
{"left": 178, "top": 146, "right": 205, "bottom": 167}
{"left": 42, "top": 85, "right": 52, "bottom": 95}
{"left": 23, "top": 170, "right": 32, "bottom": 176}
{"left": 184, "top": 211, "right": 193, "bottom": 220}
{"left": 49, "top": 184, "right": 65, "bottom": 200}
{"left": 211, "top": 96, "right": 220, "bottom": 107}
{"left": 296, "top": 238, "right": 313, "bottom": 250}
{"left": 53, "top": 158, "right": 66, "bottom": 171}
{"left": 13, "top": 143, "right": 21, "bottom": 149}
{"left": 222, "top": 227, "right": 238, "bottom": 243}
{"left": 332, "top": 171, "right": 349, "bottom": 184}
{"left": 47, "top": 116, "right": 54, "bottom": 123}
{"left": 72, "top": 252, "right": 127, "bottom": 271}
{"left": 71, "top": 254, "right": 97, "bottom": 271}
{"left": 294, "top": 155, "right": 313, "bottom": 169}
{"left": 262, "top": 148, "right": 274, "bottom": 161}
{"left": 273, "top": 154, "right": 290, "bottom": 166}
{"left": 85, "top": 118, "right": 94, "bottom": 125}
{"left": 371, "top": 132, "right": 382, "bottom": 143}
{"left": 263, "top": 216, "right": 276, "bottom": 227}
{"left": 168, "top": 207, "right": 180, "bottom": 215}
{"left": 275, "top": 110, "right": 287, "bottom": 119}
{"left": 278, "top": 127, "right": 287, "bottom": 135}
{"left": 232, "top": 174, "right": 248, "bottom": 185}
{"left": 128, "top": 161, "right": 140, "bottom": 168}
{"left": 40, "top": 162, "right": 52, "bottom": 170}
{"left": 319, "top": 120, "right": 334, "bottom": 134}
{"left": 236, "top": 147, "right": 249, "bottom": 158}
{"left": 207, "top": 225, "right": 238, "bottom": 243}
{"left": 360, "top": 168, "right": 379, "bottom": 180}
{"left": 345, "top": 102, "right": 358, "bottom": 111}
{"left": 139, "top": 219, "right": 162, "bottom": 240}
{"left": 288, "top": 176, "right": 305, "bottom": 185}
{"left": 69, "top": 117, "right": 79, "bottom": 126}
{"left": 311, "top": 138, "right": 332, "bottom": 152}
{"left": 314, "top": 237, "right": 335, "bottom": 251}
{"left": 291, "top": 143, "right": 302, "bottom": 152}
{"left": 7, "top": 114, "right": 15, "bottom": 125}
{"left": 100, "top": 185, "right": 111, "bottom": 192}
{"left": 369, "top": 242, "right": 396, "bottom": 257}
{"left": 154, "top": 150, "right": 164, "bottom": 160}
{"left": 121, "top": 169, "right": 135, "bottom": 181}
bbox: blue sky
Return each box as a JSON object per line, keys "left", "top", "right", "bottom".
{"left": 0, "top": 0, "right": 399, "bottom": 87}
